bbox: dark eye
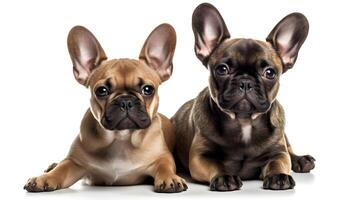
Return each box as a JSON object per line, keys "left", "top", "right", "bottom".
{"left": 215, "top": 63, "right": 230, "bottom": 76}
{"left": 263, "top": 67, "right": 276, "bottom": 79}
{"left": 95, "top": 86, "right": 110, "bottom": 98}
{"left": 142, "top": 85, "right": 155, "bottom": 96}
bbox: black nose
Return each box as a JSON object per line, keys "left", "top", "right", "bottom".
{"left": 239, "top": 79, "right": 253, "bottom": 93}
{"left": 118, "top": 98, "right": 134, "bottom": 111}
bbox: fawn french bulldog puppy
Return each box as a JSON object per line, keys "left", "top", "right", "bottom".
{"left": 24, "top": 24, "right": 187, "bottom": 193}
{"left": 172, "top": 3, "right": 315, "bottom": 191}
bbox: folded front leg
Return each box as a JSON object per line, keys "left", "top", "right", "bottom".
{"left": 148, "top": 153, "right": 187, "bottom": 193}
{"left": 24, "top": 159, "right": 86, "bottom": 192}
{"left": 189, "top": 144, "right": 242, "bottom": 191}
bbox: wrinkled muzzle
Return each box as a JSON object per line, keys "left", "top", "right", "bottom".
{"left": 101, "top": 95, "right": 151, "bottom": 130}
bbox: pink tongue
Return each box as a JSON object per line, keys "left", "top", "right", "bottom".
{"left": 239, "top": 99, "right": 252, "bottom": 111}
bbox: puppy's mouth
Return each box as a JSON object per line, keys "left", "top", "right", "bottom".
{"left": 101, "top": 114, "right": 151, "bottom": 131}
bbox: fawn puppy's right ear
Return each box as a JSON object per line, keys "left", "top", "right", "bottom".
{"left": 67, "top": 26, "right": 107, "bottom": 86}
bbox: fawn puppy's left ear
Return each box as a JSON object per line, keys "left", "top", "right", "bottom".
{"left": 139, "top": 23, "right": 176, "bottom": 82}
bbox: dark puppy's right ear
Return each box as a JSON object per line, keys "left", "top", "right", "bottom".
{"left": 67, "top": 26, "right": 107, "bottom": 86}
{"left": 192, "top": 3, "right": 230, "bottom": 66}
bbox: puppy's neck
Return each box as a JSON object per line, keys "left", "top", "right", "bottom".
{"left": 80, "top": 110, "right": 148, "bottom": 151}
{"left": 104, "top": 129, "right": 133, "bottom": 141}
{"left": 100, "top": 128, "right": 146, "bottom": 148}
{"left": 209, "top": 98, "right": 268, "bottom": 144}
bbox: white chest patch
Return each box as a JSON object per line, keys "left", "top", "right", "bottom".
{"left": 88, "top": 130, "right": 146, "bottom": 183}
{"left": 109, "top": 157, "right": 142, "bottom": 181}
{"left": 241, "top": 124, "right": 252, "bottom": 143}
{"left": 90, "top": 146, "right": 142, "bottom": 177}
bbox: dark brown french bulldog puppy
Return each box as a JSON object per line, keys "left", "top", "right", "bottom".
{"left": 172, "top": 3, "right": 315, "bottom": 191}
{"left": 24, "top": 24, "right": 187, "bottom": 193}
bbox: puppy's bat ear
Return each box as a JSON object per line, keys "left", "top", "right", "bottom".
{"left": 192, "top": 3, "right": 230, "bottom": 66}
{"left": 267, "top": 13, "right": 309, "bottom": 73}
{"left": 139, "top": 23, "right": 176, "bottom": 82}
{"left": 67, "top": 26, "right": 107, "bottom": 86}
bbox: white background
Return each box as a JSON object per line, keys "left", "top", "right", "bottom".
{"left": 0, "top": 0, "right": 356, "bottom": 199}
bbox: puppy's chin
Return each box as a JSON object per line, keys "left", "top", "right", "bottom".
{"left": 219, "top": 98, "right": 271, "bottom": 119}
{"left": 233, "top": 100, "right": 254, "bottom": 118}
{"left": 101, "top": 116, "right": 151, "bottom": 131}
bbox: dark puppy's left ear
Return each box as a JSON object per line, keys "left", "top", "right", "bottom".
{"left": 139, "top": 23, "right": 176, "bottom": 82}
{"left": 267, "top": 13, "right": 309, "bottom": 73}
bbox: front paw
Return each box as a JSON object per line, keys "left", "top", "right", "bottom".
{"left": 24, "top": 175, "right": 61, "bottom": 192}
{"left": 154, "top": 174, "right": 188, "bottom": 193}
{"left": 292, "top": 155, "right": 315, "bottom": 173}
{"left": 263, "top": 173, "right": 295, "bottom": 190}
{"left": 209, "top": 175, "right": 242, "bottom": 191}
